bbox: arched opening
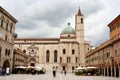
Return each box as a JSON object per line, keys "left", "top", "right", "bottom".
{"left": 105, "top": 67, "right": 107, "bottom": 76}
{"left": 3, "top": 60, "right": 10, "bottom": 69}
{"left": 102, "top": 68, "right": 104, "bottom": 76}
{"left": 108, "top": 66, "right": 111, "bottom": 77}
{"left": 116, "top": 65, "right": 119, "bottom": 77}
{"left": 29, "top": 58, "right": 36, "bottom": 67}
{"left": 112, "top": 67, "right": 114, "bottom": 77}
{"left": 81, "top": 18, "right": 83, "bottom": 23}
{"left": 63, "top": 66, "right": 65, "bottom": 71}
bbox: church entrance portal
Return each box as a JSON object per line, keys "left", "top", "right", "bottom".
{"left": 30, "top": 63, "right": 35, "bottom": 67}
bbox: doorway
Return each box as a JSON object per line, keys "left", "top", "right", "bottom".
{"left": 30, "top": 63, "right": 35, "bottom": 67}
{"left": 63, "top": 66, "right": 66, "bottom": 71}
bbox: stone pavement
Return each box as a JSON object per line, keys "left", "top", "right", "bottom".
{"left": 0, "top": 72, "right": 120, "bottom": 80}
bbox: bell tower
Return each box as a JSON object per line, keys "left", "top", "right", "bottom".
{"left": 75, "top": 8, "right": 84, "bottom": 43}
{"left": 75, "top": 8, "right": 85, "bottom": 67}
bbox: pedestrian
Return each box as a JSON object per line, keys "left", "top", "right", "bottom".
{"left": 0, "top": 67, "right": 2, "bottom": 76}
{"left": 64, "top": 70, "right": 66, "bottom": 75}
{"left": 53, "top": 70, "right": 56, "bottom": 77}
{"left": 61, "top": 70, "right": 63, "bottom": 74}
{"left": 2, "top": 68, "right": 6, "bottom": 76}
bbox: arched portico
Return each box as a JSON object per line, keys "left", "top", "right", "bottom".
{"left": 2, "top": 60, "right": 10, "bottom": 69}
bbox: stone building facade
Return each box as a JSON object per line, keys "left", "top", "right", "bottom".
{"left": 13, "top": 47, "right": 28, "bottom": 68}
{"left": 0, "top": 6, "right": 18, "bottom": 71}
{"left": 14, "top": 9, "right": 92, "bottom": 72}
{"left": 85, "top": 15, "right": 120, "bottom": 77}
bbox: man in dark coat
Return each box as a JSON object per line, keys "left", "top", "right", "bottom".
{"left": 53, "top": 70, "right": 56, "bottom": 77}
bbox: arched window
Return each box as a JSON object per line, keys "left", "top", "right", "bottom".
{"left": 63, "top": 49, "right": 66, "bottom": 54}
{"left": 54, "top": 50, "right": 57, "bottom": 62}
{"left": 46, "top": 50, "right": 50, "bottom": 62}
{"left": 72, "top": 49, "right": 75, "bottom": 54}
{"left": 81, "top": 18, "right": 83, "bottom": 24}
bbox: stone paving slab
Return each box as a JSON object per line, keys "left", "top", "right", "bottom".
{"left": 0, "top": 73, "right": 120, "bottom": 80}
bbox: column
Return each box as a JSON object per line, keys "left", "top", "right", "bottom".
{"left": 111, "top": 67, "right": 112, "bottom": 77}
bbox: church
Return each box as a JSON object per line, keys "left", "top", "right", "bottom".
{"left": 14, "top": 8, "right": 92, "bottom": 72}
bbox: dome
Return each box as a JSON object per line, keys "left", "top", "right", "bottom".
{"left": 61, "top": 23, "right": 75, "bottom": 34}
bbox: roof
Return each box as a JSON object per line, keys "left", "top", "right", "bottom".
{"left": 61, "top": 23, "right": 75, "bottom": 35}
{"left": 0, "top": 6, "right": 18, "bottom": 23}
{"left": 108, "top": 15, "right": 120, "bottom": 27}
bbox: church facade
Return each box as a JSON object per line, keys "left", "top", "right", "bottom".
{"left": 14, "top": 9, "right": 92, "bottom": 72}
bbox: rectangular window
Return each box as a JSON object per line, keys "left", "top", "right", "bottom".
{"left": 60, "top": 57, "right": 62, "bottom": 63}
{"left": 63, "top": 49, "right": 66, "bottom": 54}
{"left": 5, "top": 35, "right": 7, "bottom": 41}
{"left": 115, "top": 50, "right": 117, "bottom": 55}
{"left": 0, "top": 20, "right": 3, "bottom": 27}
{"left": 6, "top": 23, "right": 8, "bottom": 31}
{"left": 76, "top": 57, "right": 78, "bottom": 63}
{"left": 67, "top": 57, "right": 70, "bottom": 63}
{"left": 10, "top": 25, "right": 12, "bottom": 33}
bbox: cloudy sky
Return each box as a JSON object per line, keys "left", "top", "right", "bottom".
{"left": 0, "top": 0, "right": 120, "bottom": 47}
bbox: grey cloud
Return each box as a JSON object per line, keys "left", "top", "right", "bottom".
{"left": 0, "top": 0, "right": 110, "bottom": 47}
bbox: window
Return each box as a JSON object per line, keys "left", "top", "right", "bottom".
{"left": 0, "top": 16, "right": 4, "bottom": 27}
{"left": 8, "top": 49, "right": 10, "bottom": 56}
{"left": 68, "top": 35, "right": 70, "bottom": 37}
{"left": 5, "top": 35, "right": 7, "bottom": 41}
{"left": 63, "top": 49, "right": 66, "bottom": 54}
{"left": 23, "top": 50, "right": 26, "bottom": 53}
{"left": 10, "top": 23, "right": 13, "bottom": 33}
{"left": 6, "top": 20, "right": 9, "bottom": 31}
{"left": 115, "top": 50, "right": 117, "bottom": 55}
{"left": 46, "top": 50, "right": 50, "bottom": 62}
{"left": 60, "top": 57, "right": 62, "bottom": 63}
{"left": 54, "top": 50, "right": 57, "bottom": 62}
{"left": 67, "top": 57, "right": 71, "bottom": 63}
{"left": 72, "top": 66, "right": 74, "bottom": 71}
{"left": 106, "top": 52, "right": 110, "bottom": 58}
{"left": 0, "top": 19, "right": 3, "bottom": 27}
{"left": 76, "top": 57, "right": 78, "bottom": 63}
{"left": 72, "top": 49, "right": 75, "bottom": 54}
{"left": 5, "top": 49, "right": 8, "bottom": 56}
{"left": 81, "top": 18, "right": 83, "bottom": 23}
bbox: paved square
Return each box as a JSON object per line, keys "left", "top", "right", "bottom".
{"left": 0, "top": 72, "right": 120, "bottom": 80}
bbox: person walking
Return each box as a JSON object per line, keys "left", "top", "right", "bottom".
{"left": 64, "top": 70, "right": 66, "bottom": 75}
{"left": 53, "top": 70, "right": 56, "bottom": 78}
